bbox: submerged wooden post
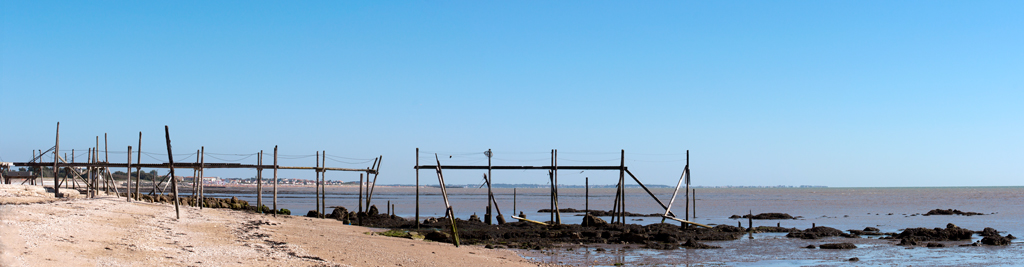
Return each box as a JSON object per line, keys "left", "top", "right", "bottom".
{"left": 164, "top": 126, "right": 181, "bottom": 219}
{"left": 692, "top": 189, "right": 696, "bottom": 218}
{"left": 273, "top": 146, "right": 278, "bottom": 216}
{"left": 53, "top": 122, "right": 60, "bottom": 196}
{"left": 415, "top": 148, "right": 420, "bottom": 229}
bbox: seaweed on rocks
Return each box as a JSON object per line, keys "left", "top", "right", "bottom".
{"left": 891, "top": 224, "right": 974, "bottom": 242}
{"left": 981, "top": 235, "right": 1012, "bottom": 246}
{"left": 681, "top": 239, "right": 721, "bottom": 249}
{"left": 786, "top": 226, "right": 857, "bottom": 239}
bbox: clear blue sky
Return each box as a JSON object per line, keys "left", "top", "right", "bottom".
{"left": 2, "top": 1, "right": 1021, "bottom": 187}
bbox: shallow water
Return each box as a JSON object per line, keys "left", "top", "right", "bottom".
{"left": 198, "top": 186, "right": 1024, "bottom": 265}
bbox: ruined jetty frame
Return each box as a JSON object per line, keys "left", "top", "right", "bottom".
{"left": 413, "top": 148, "right": 699, "bottom": 228}
{"left": 2, "top": 123, "right": 381, "bottom": 220}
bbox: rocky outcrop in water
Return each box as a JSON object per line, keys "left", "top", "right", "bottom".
{"left": 924, "top": 209, "right": 985, "bottom": 216}
{"left": 819, "top": 243, "right": 856, "bottom": 249}
{"left": 786, "top": 226, "right": 857, "bottom": 239}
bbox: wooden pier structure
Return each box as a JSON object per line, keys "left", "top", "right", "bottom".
{"left": 1, "top": 123, "right": 381, "bottom": 220}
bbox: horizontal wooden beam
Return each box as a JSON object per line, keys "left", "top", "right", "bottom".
{"left": 414, "top": 165, "right": 623, "bottom": 170}
{"left": 9, "top": 162, "right": 375, "bottom": 173}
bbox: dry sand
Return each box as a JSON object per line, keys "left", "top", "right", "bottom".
{"left": 0, "top": 186, "right": 553, "bottom": 267}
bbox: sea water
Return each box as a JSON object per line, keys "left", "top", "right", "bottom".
{"left": 199, "top": 186, "right": 1024, "bottom": 265}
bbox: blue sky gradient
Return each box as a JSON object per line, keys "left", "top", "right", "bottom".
{"left": 2, "top": 1, "right": 1022, "bottom": 187}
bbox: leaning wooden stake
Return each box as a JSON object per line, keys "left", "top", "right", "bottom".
{"left": 164, "top": 126, "right": 181, "bottom": 219}
{"left": 434, "top": 154, "right": 460, "bottom": 247}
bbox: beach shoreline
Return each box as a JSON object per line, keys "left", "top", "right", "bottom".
{"left": 0, "top": 186, "right": 553, "bottom": 267}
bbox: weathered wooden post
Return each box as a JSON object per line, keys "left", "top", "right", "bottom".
{"left": 321, "top": 150, "right": 326, "bottom": 218}
{"left": 513, "top": 188, "right": 516, "bottom": 215}
{"left": 415, "top": 148, "right": 420, "bottom": 229}
{"left": 164, "top": 125, "right": 181, "bottom": 219}
{"left": 314, "top": 151, "right": 320, "bottom": 216}
{"left": 554, "top": 149, "right": 560, "bottom": 224}
{"left": 53, "top": 122, "right": 60, "bottom": 196}
{"left": 136, "top": 132, "right": 142, "bottom": 201}
{"left": 434, "top": 154, "right": 460, "bottom": 247}
{"left": 619, "top": 149, "right": 626, "bottom": 224}
{"left": 585, "top": 177, "right": 589, "bottom": 225}
{"left": 358, "top": 173, "right": 363, "bottom": 213}
{"left": 685, "top": 150, "right": 689, "bottom": 222}
{"left": 200, "top": 147, "right": 206, "bottom": 209}
{"left": 127, "top": 146, "right": 132, "bottom": 202}
{"left": 273, "top": 146, "right": 278, "bottom": 216}
{"left": 485, "top": 149, "right": 492, "bottom": 225}
{"left": 257, "top": 150, "right": 263, "bottom": 213}
{"left": 692, "top": 188, "right": 696, "bottom": 218}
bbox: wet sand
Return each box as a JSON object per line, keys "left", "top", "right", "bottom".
{"left": 0, "top": 188, "right": 553, "bottom": 267}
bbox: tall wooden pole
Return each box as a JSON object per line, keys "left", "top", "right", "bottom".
{"left": 193, "top": 150, "right": 199, "bottom": 205}
{"left": 252, "top": 149, "right": 258, "bottom": 211}
{"left": 136, "top": 132, "right": 142, "bottom": 201}
{"left": 127, "top": 146, "right": 132, "bottom": 202}
{"left": 53, "top": 122, "right": 59, "bottom": 196}
{"left": 164, "top": 126, "right": 180, "bottom": 219}
{"left": 321, "top": 150, "right": 326, "bottom": 218}
{"left": 486, "top": 149, "right": 492, "bottom": 225}
{"left": 685, "top": 150, "right": 689, "bottom": 222}
{"left": 358, "top": 173, "right": 363, "bottom": 214}
{"left": 200, "top": 147, "right": 205, "bottom": 209}
{"left": 415, "top": 148, "right": 420, "bottom": 229}
{"left": 554, "top": 149, "right": 560, "bottom": 224}
{"left": 273, "top": 146, "right": 278, "bottom": 216}
{"left": 585, "top": 177, "right": 589, "bottom": 221}
{"left": 692, "top": 188, "right": 696, "bottom": 218}
{"left": 614, "top": 148, "right": 622, "bottom": 223}
{"left": 315, "top": 151, "right": 320, "bottom": 216}
{"left": 104, "top": 133, "right": 109, "bottom": 191}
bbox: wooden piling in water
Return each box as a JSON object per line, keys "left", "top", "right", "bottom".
{"left": 164, "top": 126, "right": 181, "bottom": 219}
{"left": 585, "top": 177, "right": 589, "bottom": 226}
{"left": 692, "top": 188, "right": 696, "bottom": 218}
{"left": 685, "top": 150, "right": 689, "bottom": 222}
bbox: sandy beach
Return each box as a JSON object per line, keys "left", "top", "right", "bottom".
{"left": 0, "top": 186, "right": 551, "bottom": 267}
